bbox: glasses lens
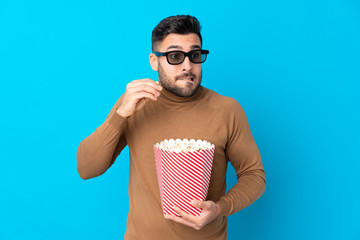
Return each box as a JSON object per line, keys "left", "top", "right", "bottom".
{"left": 188, "top": 50, "right": 201, "bottom": 63}
{"left": 201, "top": 51, "right": 207, "bottom": 62}
{"left": 168, "top": 52, "right": 184, "bottom": 64}
{"left": 189, "top": 50, "right": 207, "bottom": 63}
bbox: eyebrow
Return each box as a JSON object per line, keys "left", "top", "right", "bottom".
{"left": 166, "top": 44, "right": 201, "bottom": 51}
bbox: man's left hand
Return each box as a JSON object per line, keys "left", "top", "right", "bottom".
{"left": 164, "top": 200, "right": 221, "bottom": 230}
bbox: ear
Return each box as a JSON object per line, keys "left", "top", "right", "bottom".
{"left": 149, "top": 53, "right": 158, "bottom": 71}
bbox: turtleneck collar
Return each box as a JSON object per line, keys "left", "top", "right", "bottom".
{"left": 158, "top": 85, "right": 205, "bottom": 104}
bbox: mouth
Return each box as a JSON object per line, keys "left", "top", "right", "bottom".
{"left": 178, "top": 77, "right": 195, "bottom": 82}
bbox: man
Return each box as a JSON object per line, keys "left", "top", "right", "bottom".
{"left": 77, "top": 15, "right": 266, "bottom": 239}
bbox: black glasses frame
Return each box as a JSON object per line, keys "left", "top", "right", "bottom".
{"left": 153, "top": 49, "right": 210, "bottom": 65}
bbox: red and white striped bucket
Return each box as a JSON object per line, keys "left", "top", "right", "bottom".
{"left": 153, "top": 144, "right": 215, "bottom": 216}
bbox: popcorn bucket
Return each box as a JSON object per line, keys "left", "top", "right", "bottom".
{"left": 154, "top": 139, "right": 215, "bottom": 216}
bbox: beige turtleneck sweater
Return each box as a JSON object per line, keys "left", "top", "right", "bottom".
{"left": 77, "top": 85, "right": 266, "bottom": 240}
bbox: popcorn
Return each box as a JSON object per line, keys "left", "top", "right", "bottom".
{"left": 153, "top": 138, "right": 215, "bottom": 216}
{"left": 155, "top": 138, "right": 215, "bottom": 153}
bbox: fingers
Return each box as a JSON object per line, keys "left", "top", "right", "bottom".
{"left": 164, "top": 214, "right": 201, "bottom": 230}
{"left": 172, "top": 206, "right": 204, "bottom": 230}
{"left": 191, "top": 200, "right": 209, "bottom": 209}
{"left": 127, "top": 79, "right": 161, "bottom": 92}
{"left": 116, "top": 78, "right": 162, "bottom": 118}
{"left": 164, "top": 201, "right": 220, "bottom": 230}
{"left": 128, "top": 84, "right": 160, "bottom": 98}
{"left": 126, "top": 79, "right": 162, "bottom": 101}
{"left": 128, "top": 78, "right": 162, "bottom": 91}
{"left": 173, "top": 206, "right": 196, "bottom": 222}
{"left": 132, "top": 92, "right": 157, "bottom": 102}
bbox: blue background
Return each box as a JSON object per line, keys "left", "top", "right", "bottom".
{"left": 1, "top": 0, "right": 359, "bottom": 239}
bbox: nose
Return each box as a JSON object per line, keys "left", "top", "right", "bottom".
{"left": 181, "top": 55, "right": 192, "bottom": 71}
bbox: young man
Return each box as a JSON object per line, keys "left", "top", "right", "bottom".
{"left": 77, "top": 15, "right": 266, "bottom": 239}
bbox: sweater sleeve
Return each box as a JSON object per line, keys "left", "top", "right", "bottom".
{"left": 216, "top": 99, "right": 266, "bottom": 216}
{"left": 76, "top": 95, "right": 128, "bottom": 179}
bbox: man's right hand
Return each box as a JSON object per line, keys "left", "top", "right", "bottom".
{"left": 116, "top": 78, "right": 162, "bottom": 118}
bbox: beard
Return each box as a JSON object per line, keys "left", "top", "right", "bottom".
{"left": 158, "top": 63, "right": 202, "bottom": 97}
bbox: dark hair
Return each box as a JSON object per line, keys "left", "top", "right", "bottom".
{"left": 151, "top": 15, "right": 202, "bottom": 51}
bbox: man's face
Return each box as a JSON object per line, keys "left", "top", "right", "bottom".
{"left": 155, "top": 33, "right": 203, "bottom": 97}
